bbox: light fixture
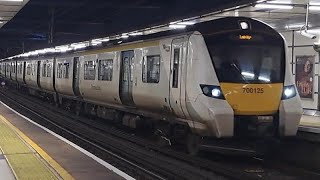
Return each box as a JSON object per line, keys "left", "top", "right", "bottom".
{"left": 0, "top": 21, "right": 3, "bottom": 24}
{"left": 200, "top": 85, "right": 225, "bottom": 100}
{"left": 254, "top": 3, "right": 293, "bottom": 9}
{"left": 30, "top": 51, "right": 39, "bottom": 56}
{"left": 0, "top": 0, "right": 24, "bottom": 2}
{"left": 268, "top": 0, "right": 292, "bottom": 4}
{"left": 43, "top": 48, "right": 56, "bottom": 53}
{"left": 212, "top": 88, "right": 221, "bottom": 97}
{"left": 129, "top": 32, "right": 143, "bottom": 36}
{"left": 55, "top": 45, "right": 71, "bottom": 52}
{"left": 169, "top": 24, "right": 186, "bottom": 29}
{"left": 309, "top": 6, "right": 320, "bottom": 11}
{"left": 177, "top": 21, "right": 196, "bottom": 25}
{"left": 282, "top": 85, "right": 296, "bottom": 100}
{"left": 240, "top": 21, "right": 249, "bottom": 30}
{"left": 100, "top": 38, "right": 110, "bottom": 42}
{"left": 71, "top": 43, "right": 87, "bottom": 50}
{"left": 91, "top": 39, "right": 102, "bottom": 46}
{"left": 286, "top": 23, "right": 305, "bottom": 29}
{"left": 121, "top": 34, "right": 129, "bottom": 38}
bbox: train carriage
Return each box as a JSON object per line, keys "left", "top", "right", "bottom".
{"left": 0, "top": 17, "right": 303, "bottom": 154}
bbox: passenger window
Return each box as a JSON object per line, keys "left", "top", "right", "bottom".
{"left": 98, "top": 59, "right": 113, "bottom": 81}
{"left": 57, "top": 63, "right": 63, "bottom": 78}
{"left": 12, "top": 64, "right": 15, "bottom": 73}
{"left": 11, "top": 63, "right": 15, "bottom": 74}
{"left": 47, "top": 63, "right": 51, "bottom": 78}
{"left": 172, "top": 49, "right": 180, "bottom": 88}
{"left": 84, "top": 61, "right": 96, "bottom": 80}
{"left": 26, "top": 64, "right": 31, "bottom": 75}
{"left": 32, "top": 64, "right": 36, "bottom": 76}
{"left": 42, "top": 63, "right": 47, "bottom": 77}
{"left": 63, "top": 63, "right": 70, "bottom": 79}
{"left": 142, "top": 55, "right": 160, "bottom": 83}
{"left": 19, "top": 64, "right": 22, "bottom": 75}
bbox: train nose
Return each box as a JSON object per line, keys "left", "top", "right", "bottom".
{"left": 220, "top": 83, "right": 283, "bottom": 116}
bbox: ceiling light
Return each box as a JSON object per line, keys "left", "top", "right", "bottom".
{"left": 286, "top": 23, "right": 305, "bottom": 29}
{"left": 268, "top": 0, "right": 292, "bottom": 4}
{"left": 169, "top": 24, "right": 186, "bottom": 29}
{"left": 254, "top": 3, "right": 293, "bottom": 9}
{"left": 177, "top": 21, "right": 196, "bottom": 25}
{"left": 121, "top": 34, "right": 129, "bottom": 38}
{"left": 129, "top": 32, "right": 143, "bottom": 36}
{"left": 309, "top": 6, "right": 320, "bottom": 11}
{"left": 43, "top": 48, "right": 56, "bottom": 53}
{"left": 0, "top": 21, "right": 4, "bottom": 24}
{"left": 310, "top": 2, "right": 320, "bottom": 6}
{"left": 100, "top": 38, "right": 110, "bottom": 42}
{"left": 71, "top": 43, "right": 87, "bottom": 50}
{"left": 55, "top": 45, "right": 71, "bottom": 52}
{"left": 0, "top": 0, "right": 24, "bottom": 2}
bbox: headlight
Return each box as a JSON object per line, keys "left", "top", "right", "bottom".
{"left": 282, "top": 85, "right": 297, "bottom": 100}
{"left": 200, "top": 84, "right": 225, "bottom": 100}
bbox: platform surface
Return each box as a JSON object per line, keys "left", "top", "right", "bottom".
{"left": 300, "top": 115, "right": 320, "bottom": 128}
{"left": 0, "top": 102, "right": 129, "bottom": 180}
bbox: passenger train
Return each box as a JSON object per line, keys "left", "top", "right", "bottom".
{"left": 0, "top": 17, "right": 302, "bottom": 153}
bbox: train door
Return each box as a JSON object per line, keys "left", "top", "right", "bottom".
{"left": 37, "top": 61, "right": 41, "bottom": 88}
{"left": 119, "top": 50, "right": 135, "bottom": 106}
{"left": 169, "top": 38, "right": 186, "bottom": 118}
{"left": 72, "top": 57, "right": 81, "bottom": 96}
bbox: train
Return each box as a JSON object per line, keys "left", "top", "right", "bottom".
{"left": 0, "top": 17, "right": 303, "bottom": 154}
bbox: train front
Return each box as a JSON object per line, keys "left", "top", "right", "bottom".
{"left": 192, "top": 17, "right": 302, "bottom": 138}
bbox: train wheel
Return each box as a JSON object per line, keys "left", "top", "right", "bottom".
{"left": 186, "top": 133, "right": 200, "bottom": 155}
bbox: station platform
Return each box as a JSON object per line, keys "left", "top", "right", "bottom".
{"left": 0, "top": 101, "right": 132, "bottom": 180}
{"left": 299, "top": 110, "right": 320, "bottom": 133}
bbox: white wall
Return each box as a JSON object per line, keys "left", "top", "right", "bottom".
{"left": 281, "top": 31, "right": 319, "bottom": 110}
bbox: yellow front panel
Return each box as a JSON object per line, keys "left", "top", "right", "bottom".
{"left": 220, "top": 83, "right": 283, "bottom": 115}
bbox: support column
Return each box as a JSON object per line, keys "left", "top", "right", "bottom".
{"left": 48, "top": 8, "right": 55, "bottom": 44}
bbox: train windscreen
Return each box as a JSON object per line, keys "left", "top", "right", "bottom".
{"left": 205, "top": 32, "right": 285, "bottom": 84}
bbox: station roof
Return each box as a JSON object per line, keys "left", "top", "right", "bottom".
{"left": 2, "top": 0, "right": 320, "bottom": 59}
{"left": 0, "top": 0, "right": 257, "bottom": 58}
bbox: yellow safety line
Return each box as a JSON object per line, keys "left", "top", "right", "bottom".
{"left": 0, "top": 115, "right": 74, "bottom": 180}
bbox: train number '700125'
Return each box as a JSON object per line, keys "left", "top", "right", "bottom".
{"left": 242, "top": 87, "right": 264, "bottom": 94}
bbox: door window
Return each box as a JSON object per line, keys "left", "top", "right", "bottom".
{"left": 42, "top": 63, "right": 47, "bottom": 77}
{"left": 172, "top": 49, "right": 180, "bottom": 88}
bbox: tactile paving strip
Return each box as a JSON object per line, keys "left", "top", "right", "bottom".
{"left": 0, "top": 116, "right": 58, "bottom": 180}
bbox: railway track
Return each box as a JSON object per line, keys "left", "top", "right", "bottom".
{"left": 0, "top": 87, "right": 318, "bottom": 179}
